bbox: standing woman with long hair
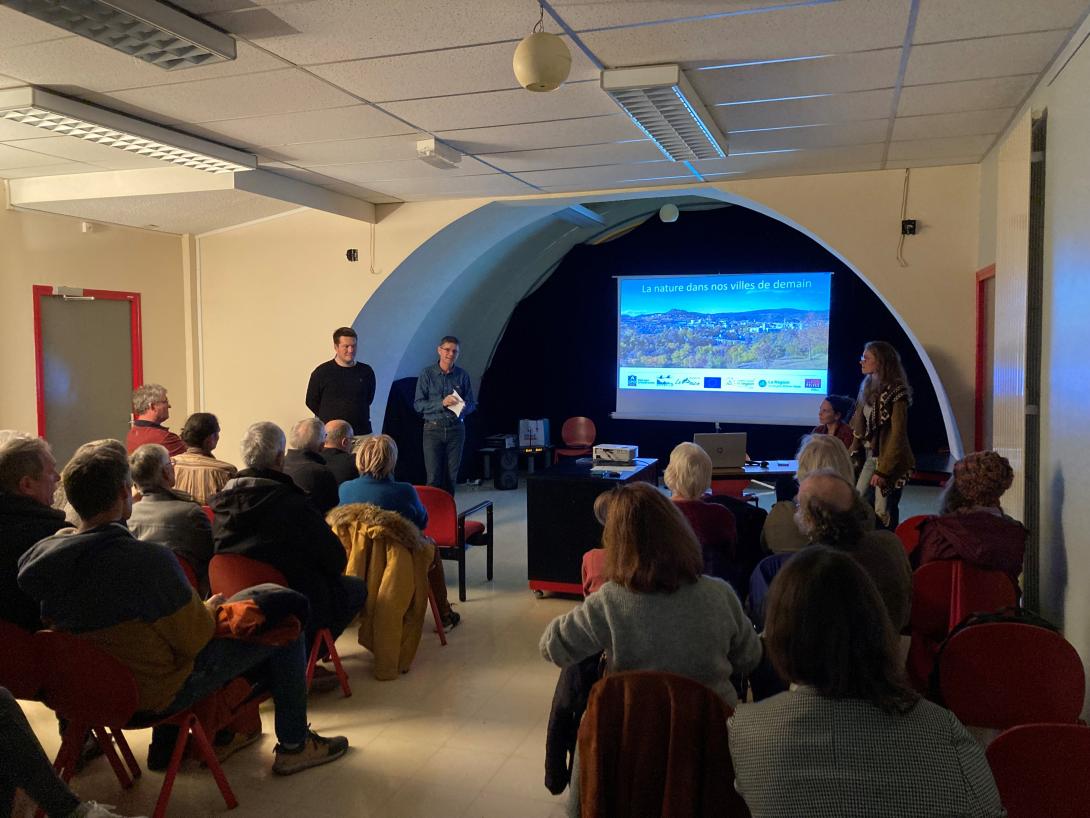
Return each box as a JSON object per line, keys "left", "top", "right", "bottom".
{"left": 849, "top": 341, "right": 914, "bottom": 528}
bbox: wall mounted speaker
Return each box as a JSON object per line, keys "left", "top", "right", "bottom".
{"left": 494, "top": 448, "right": 519, "bottom": 490}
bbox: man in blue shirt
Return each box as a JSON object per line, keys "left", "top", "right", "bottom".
{"left": 413, "top": 336, "right": 476, "bottom": 495}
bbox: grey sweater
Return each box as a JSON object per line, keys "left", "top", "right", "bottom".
{"left": 540, "top": 576, "right": 762, "bottom": 707}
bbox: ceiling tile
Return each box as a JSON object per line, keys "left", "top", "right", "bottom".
{"left": 0, "top": 39, "right": 286, "bottom": 95}
{"left": 0, "top": 73, "right": 25, "bottom": 89}
{"left": 192, "top": 105, "right": 416, "bottom": 150}
{"left": 367, "top": 174, "right": 538, "bottom": 202}
{"left": 0, "top": 161, "right": 102, "bottom": 179}
{"left": 303, "top": 156, "right": 498, "bottom": 183}
{"left": 711, "top": 88, "right": 895, "bottom": 131}
{"left": 886, "top": 155, "right": 982, "bottom": 169}
{"left": 436, "top": 114, "right": 644, "bottom": 154}
{"left": 514, "top": 162, "right": 687, "bottom": 189}
{"left": 904, "top": 30, "right": 1069, "bottom": 85}
{"left": 687, "top": 49, "right": 903, "bottom": 105}
{"left": 209, "top": 0, "right": 534, "bottom": 64}
{"left": 726, "top": 119, "right": 891, "bottom": 152}
{"left": 0, "top": 7, "right": 72, "bottom": 49}
{"left": 692, "top": 143, "right": 886, "bottom": 175}
{"left": 309, "top": 38, "right": 599, "bottom": 103}
{"left": 0, "top": 118, "right": 57, "bottom": 141}
{"left": 891, "top": 108, "right": 1014, "bottom": 141}
{"left": 886, "top": 134, "right": 995, "bottom": 160}
{"left": 582, "top": 0, "right": 911, "bottom": 66}
{"left": 913, "top": 0, "right": 1089, "bottom": 43}
{"left": 898, "top": 75, "right": 1037, "bottom": 116}
{"left": 552, "top": 0, "right": 801, "bottom": 30}
{"left": 481, "top": 140, "right": 665, "bottom": 173}
{"left": 382, "top": 82, "right": 619, "bottom": 132}
{"left": 108, "top": 69, "right": 359, "bottom": 123}
{"left": 266, "top": 133, "right": 426, "bottom": 165}
{"left": 0, "top": 142, "right": 73, "bottom": 170}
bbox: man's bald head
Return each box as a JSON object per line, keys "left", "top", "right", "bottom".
{"left": 324, "top": 420, "right": 353, "bottom": 450}
{"left": 796, "top": 469, "right": 864, "bottom": 546}
{"left": 798, "top": 471, "right": 856, "bottom": 513}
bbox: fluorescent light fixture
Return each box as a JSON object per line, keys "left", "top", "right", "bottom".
{"left": 0, "top": 0, "right": 236, "bottom": 69}
{"left": 416, "top": 137, "right": 462, "bottom": 170}
{"left": 0, "top": 86, "right": 256, "bottom": 174}
{"left": 601, "top": 64, "right": 727, "bottom": 162}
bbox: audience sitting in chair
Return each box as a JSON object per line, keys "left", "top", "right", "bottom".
{"left": 172, "top": 412, "right": 237, "bottom": 504}
{"left": 0, "top": 433, "right": 66, "bottom": 631}
{"left": 16, "top": 440, "right": 349, "bottom": 776}
{"left": 321, "top": 420, "right": 359, "bottom": 485}
{"left": 794, "top": 470, "right": 912, "bottom": 631}
{"left": 127, "top": 443, "right": 214, "bottom": 590}
{"left": 338, "top": 434, "right": 458, "bottom": 630}
{"left": 914, "top": 450, "right": 1026, "bottom": 591}
{"left": 124, "top": 384, "right": 185, "bottom": 457}
{"left": 664, "top": 442, "right": 738, "bottom": 580}
{"left": 282, "top": 418, "right": 340, "bottom": 516}
{"left": 728, "top": 546, "right": 1004, "bottom": 818}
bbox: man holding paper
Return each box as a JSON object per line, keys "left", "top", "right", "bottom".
{"left": 414, "top": 336, "right": 476, "bottom": 495}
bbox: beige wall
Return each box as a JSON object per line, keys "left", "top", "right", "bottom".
{"left": 0, "top": 186, "right": 187, "bottom": 439}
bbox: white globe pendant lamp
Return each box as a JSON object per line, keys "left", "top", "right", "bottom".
{"left": 513, "top": 6, "right": 571, "bottom": 92}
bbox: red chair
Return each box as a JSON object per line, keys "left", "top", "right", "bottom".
{"left": 553, "top": 416, "right": 596, "bottom": 463}
{"left": 986, "top": 724, "right": 1090, "bottom": 818}
{"left": 175, "top": 554, "right": 200, "bottom": 591}
{"left": 894, "top": 514, "right": 928, "bottom": 556}
{"left": 201, "top": 504, "right": 214, "bottom": 523}
{"left": 938, "top": 622, "right": 1085, "bottom": 729}
{"left": 34, "top": 630, "right": 237, "bottom": 818}
{"left": 208, "top": 553, "right": 351, "bottom": 697}
{"left": 906, "top": 560, "right": 1017, "bottom": 692}
{"left": 0, "top": 621, "right": 44, "bottom": 701}
{"left": 415, "top": 486, "right": 493, "bottom": 602}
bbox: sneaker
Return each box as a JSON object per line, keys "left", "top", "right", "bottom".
{"left": 211, "top": 728, "right": 262, "bottom": 764}
{"left": 441, "top": 609, "right": 461, "bottom": 632}
{"left": 309, "top": 665, "right": 341, "bottom": 693}
{"left": 272, "top": 730, "right": 348, "bottom": 776}
{"left": 71, "top": 802, "right": 148, "bottom": 818}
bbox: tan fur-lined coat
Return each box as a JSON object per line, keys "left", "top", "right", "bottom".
{"left": 326, "top": 503, "right": 434, "bottom": 680}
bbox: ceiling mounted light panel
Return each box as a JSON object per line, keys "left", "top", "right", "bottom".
{"left": 0, "top": 0, "right": 236, "bottom": 69}
{"left": 0, "top": 86, "right": 256, "bottom": 174}
{"left": 601, "top": 65, "right": 728, "bottom": 162}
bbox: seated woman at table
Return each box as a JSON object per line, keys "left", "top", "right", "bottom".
{"left": 813, "top": 394, "right": 856, "bottom": 450}
{"left": 663, "top": 442, "right": 737, "bottom": 580}
{"left": 728, "top": 546, "right": 1003, "bottom": 818}
{"left": 762, "top": 433, "right": 858, "bottom": 554}
{"left": 337, "top": 434, "right": 459, "bottom": 629}
{"left": 580, "top": 491, "right": 613, "bottom": 597}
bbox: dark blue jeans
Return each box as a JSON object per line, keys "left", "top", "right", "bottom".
{"left": 152, "top": 634, "right": 308, "bottom": 747}
{"left": 0, "top": 687, "right": 81, "bottom": 818}
{"left": 423, "top": 421, "right": 465, "bottom": 496}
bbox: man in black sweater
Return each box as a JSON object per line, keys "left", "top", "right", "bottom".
{"left": 305, "top": 327, "right": 376, "bottom": 435}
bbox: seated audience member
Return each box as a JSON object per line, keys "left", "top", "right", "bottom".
{"left": 762, "top": 433, "right": 859, "bottom": 554}
{"left": 812, "top": 394, "right": 856, "bottom": 449}
{"left": 663, "top": 442, "right": 738, "bottom": 580}
{"left": 580, "top": 491, "right": 613, "bottom": 597}
{"left": 283, "top": 418, "right": 339, "bottom": 515}
{"left": 1, "top": 687, "right": 141, "bottom": 818}
{"left": 127, "top": 443, "right": 214, "bottom": 588}
{"left": 728, "top": 547, "right": 1003, "bottom": 818}
{"left": 915, "top": 451, "right": 1026, "bottom": 590}
{"left": 0, "top": 434, "right": 66, "bottom": 630}
{"left": 321, "top": 420, "right": 359, "bottom": 485}
{"left": 17, "top": 441, "right": 348, "bottom": 776}
{"left": 212, "top": 422, "right": 367, "bottom": 654}
{"left": 125, "top": 384, "right": 185, "bottom": 457}
{"left": 795, "top": 471, "right": 912, "bottom": 631}
{"left": 172, "top": 412, "right": 237, "bottom": 504}
{"left": 541, "top": 482, "right": 761, "bottom": 709}
{"left": 338, "top": 434, "right": 459, "bottom": 629}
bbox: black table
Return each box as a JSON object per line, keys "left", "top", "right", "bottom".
{"left": 526, "top": 458, "right": 658, "bottom": 596}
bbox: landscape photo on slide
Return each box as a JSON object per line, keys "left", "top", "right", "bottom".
{"left": 619, "top": 274, "right": 830, "bottom": 371}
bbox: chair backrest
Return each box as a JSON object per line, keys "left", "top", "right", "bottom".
{"left": 561, "top": 416, "right": 596, "bottom": 448}
{"left": 910, "top": 560, "right": 1016, "bottom": 638}
{"left": 748, "top": 552, "right": 794, "bottom": 631}
{"left": 202, "top": 504, "right": 215, "bottom": 523}
{"left": 986, "top": 724, "right": 1090, "bottom": 818}
{"left": 208, "top": 553, "right": 288, "bottom": 598}
{"left": 894, "top": 514, "right": 928, "bottom": 555}
{"left": 34, "top": 630, "right": 140, "bottom": 727}
{"left": 415, "top": 485, "right": 457, "bottom": 547}
{"left": 0, "top": 621, "right": 44, "bottom": 700}
{"left": 939, "top": 622, "right": 1085, "bottom": 729}
{"left": 577, "top": 671, "right": 749, "bottom": 818}
{"left": 176, "top": 554, "right": 200, "bottom": 590}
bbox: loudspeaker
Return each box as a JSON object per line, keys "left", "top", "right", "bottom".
{"left": 494, "top": 448, "right": 519, "bottom": 490}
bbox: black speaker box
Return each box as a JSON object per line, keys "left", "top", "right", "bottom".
{"left": 494, "top": 448, "right": 519, "bottom": 490}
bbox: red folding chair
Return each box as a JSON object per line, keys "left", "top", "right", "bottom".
{"left": 938, "top": 621, "right": 1085, "bottom": 729}
{"left": 986, "top": 724, "right": 1090, "bottom": 818}
{"left": 208, "top": 553, "right": 351, "bottom": 697}
{"left": 175, "top": 554, "right": 200, "bottom": 591}
{"left": 415, "top": 486, "right": 493, "bottom": 602}
{"left": 553, "top": 416, "right": 596, "bottom": 463}
{"left": 34, "top": 630, "right": 237, "bottom": 818}
{"left": 894, "top": 514, "right": 928, "bottom": 556}
{"left": 0, "top": 620, "right": 44, "bottom": 700}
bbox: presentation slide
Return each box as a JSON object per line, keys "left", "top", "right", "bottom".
{"left": 614, "top": 272, "right": 833, "bottom": 425}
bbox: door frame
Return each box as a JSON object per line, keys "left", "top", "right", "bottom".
{"left": 974, "top": 264, "right": 996, "bottom": 452}
{"left": 32, "top": 285, "right": 144, "bottom": 437}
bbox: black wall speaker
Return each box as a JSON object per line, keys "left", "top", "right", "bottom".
{"left": 494, "top": 448, "right": 519, "bottom": 490}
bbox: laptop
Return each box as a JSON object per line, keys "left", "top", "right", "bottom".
{"left": 693, "top": 432, "right": 747, "bottom": 471}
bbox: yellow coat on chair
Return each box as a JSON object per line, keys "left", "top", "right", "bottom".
{"left": 326, "top": 503, "right": 434, "bottom": 680}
